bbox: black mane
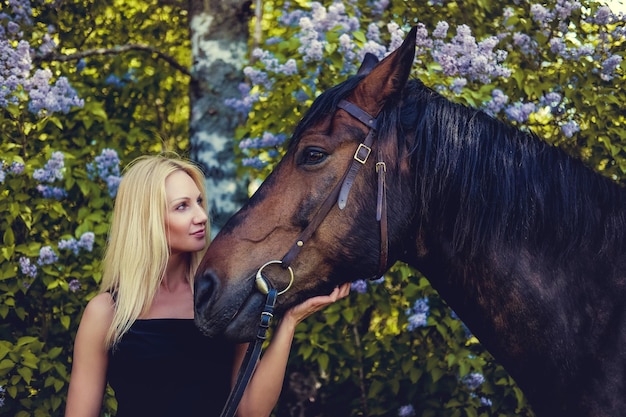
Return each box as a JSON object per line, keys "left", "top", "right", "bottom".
{"left": 395, "top": 78, "right": 626, "bottom": 261}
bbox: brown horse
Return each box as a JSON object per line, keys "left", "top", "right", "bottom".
{"left": 194, "top": 27, "right": 626, "bottom": 417}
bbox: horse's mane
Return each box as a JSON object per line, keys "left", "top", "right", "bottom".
{"left": 394, "top": 78, "right": 626, "bottom": 260}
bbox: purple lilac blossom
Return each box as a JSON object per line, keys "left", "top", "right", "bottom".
{"left": 76, "top": 235, "right": 91, "bottom": 252}
{"left": 462, "top": 372, "right": 485, "bottom": 390}
{"left": 406, "top": 297, "right": 429, "bottom": 330}
{"left": 87, "top": 148, "right": 122, "bottom": 197}
{"left": 601, "top": 55, "right": 623, "bottom": 81}
{"left": 432, "top": 25, "right": 510, "bottom": 83}
{"left": 25, "top": 70, "right": 84, "bottom": 115}
{"left": 351, "top": 279, "right": 368, "bottom": 294}
{"left": 7, "top": 0, "right": 33, "bottom": 25}
{"left": 432, "top": 21, "right": 449, "bottom": 39}
{"left": 69, "top": 279, "right": 81, "bottom": 292}
{"left": 530, "top": 4, "right": 554, "bottom": 26}
{"left": 398, "top": 404, "right": 416, "bottom": 417}
{"left": 36, "top": 184, "right": 66, "bottom": 199}
{"left": 9, "top": 161, "right": 24, "bottom": 175}
{"left": 242, "top": 157, "right": 266, "bottom": 170}
{"left": 504, "top": 101, "right": 537, "bottom": 123}
{"left": 0, "top": 168, "right": 5, "bottom": 183}
{"left": 484, "top": 88, "right": 509, "bottom": 116}
{"left": 449, "top": 77, "right": 467, "bottom": 94}
{"left": 38, "top": 245, "right": 58, "bottom": 265}
{"left": 58, "top": 238, "right": 80, "bottom": 255}
{"left": 561, "top": 120, "right": 580, "bottom": 138}
{"left": 480, "top": 397, "right": 493, "bottom": 407}
{"left": 19, "top": 257, "right": 37, "bottom": 278}
{"left": 33, "top": 151, "right": 64, "bottom": 183}
{"left": 593, "top": 5, "right": 614, "bottom": 25}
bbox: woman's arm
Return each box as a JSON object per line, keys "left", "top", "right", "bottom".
{"left": 236, "top": 283, "right": 351, "bottom": 417}
{"left": 65, "top": 293, "right": 114, "bottom": 417}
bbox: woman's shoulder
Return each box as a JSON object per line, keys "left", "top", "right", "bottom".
{"left": 81, "top": 292, "right": 115, "bottom": 324}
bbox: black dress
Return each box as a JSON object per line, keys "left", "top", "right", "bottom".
{"left": 107, "top": 319, "right": 235, "bottom": 417}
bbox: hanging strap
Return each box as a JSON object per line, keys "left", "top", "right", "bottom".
{"left": 219, "top": 288, "right": 278, "bottom": 417}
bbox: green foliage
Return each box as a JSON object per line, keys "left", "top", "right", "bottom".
{"left": 0, "top": 0, "right": 191, "bottom": 415}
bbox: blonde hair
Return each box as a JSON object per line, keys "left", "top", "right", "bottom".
{"left": 100, "top": 154, "right": 210, "bottom": 348}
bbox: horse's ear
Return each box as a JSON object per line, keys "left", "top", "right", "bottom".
{"left": 356, "top": 53, "right": 379, "bottom": 75}
{"left": 349, "top": 26, "right": 416, "bottom": 116}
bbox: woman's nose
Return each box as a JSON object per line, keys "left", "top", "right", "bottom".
{"left": 194, "top": 206, "right": 208, "bottom": 224}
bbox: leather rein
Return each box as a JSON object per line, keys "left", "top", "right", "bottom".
{"left": 219, "top": 99, "right": 389, "bottom": 417}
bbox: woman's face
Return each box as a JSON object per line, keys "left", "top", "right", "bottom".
{"left": 164, "top": 170, "right": 208, "bottom": 254}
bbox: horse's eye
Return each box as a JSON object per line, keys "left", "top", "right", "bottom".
{"left": 299, "top": 148, "right": 328, "bottom": 165}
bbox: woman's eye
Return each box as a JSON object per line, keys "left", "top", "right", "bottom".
{"left": 300, "top": 148, "right": 328, "bottom": 165}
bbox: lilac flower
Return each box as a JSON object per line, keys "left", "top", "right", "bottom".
{"left": 504, "top": 101, "right": 537, "bottom": 123}
{"left": 407, "top": 313, "right": 428, "bottom": 330}
{"left": 449, "top": 77, "right": 467, "bottom": 94}
{"left": 540, "top": 92, "right": 562, "bottom": 108}
{"left": 549, "top": 37, "right": 567, "bottom": 56}
{"left": 242, "top": 157, "right": 266, "bottom": 169}
{"left": 593, "top": 5, "right": 614, "bottom": 25}
{"left": 601, "top": 55, "right": 623, "bottom": 81}
{"left": 87, "top": 148, "right": 122, "bottom": 197}
{"left": 398, "top": 404, "right": 416, "bottom": 417}
{"left": 37, "top": 245, "right": 58, "bottom": 266}
{"left": 36, "top": 184, "right": 67, "bottom": 199}
{"left": 351, "top": 279, "right": 368, "bottom": 294}
{"left": 530, "top": 4, "right": 554, "bottom": 26}
{"left": 512, "top": 32, "right": 534, "bottom": 55}
{"left": 68, "top": 279, "right": 81, "bottom": 292}
{"left": 432, "top": 21, "right": 449, "bottom": 39}
{"left": 33, "top": 151, "right": 65, "bottom": 183}
{"left": 406, "top": 297, "right": 429, "bottom": 330}
{"left": 19, "top": 256, "right": 37, "bottom": 278}
{"left": 366, "top": 23, "right": 381, "bottom": 44}
{"left": 7, "top": 0, "right": 33, "bottom": 25}
{"left": 9, "top": 161, "right": 24, "bottom": 175}
{"left": 484, "top": 88, "right": 509, "bottom": 116}
{"left": 0, "top": 168, "right": 5, "bottom": 184}
{"left": 561, "top": 120, "right": 580, "bottom": 138}
{"left": 239, "top": 132, "right": 286, "bottom": 150}
{"left": 480, "top": 396, "right": 493, "bottom": 407}
{"left": 78, "top": 232, "right": 95, "bottom": 252}
{"left": 25, "top": 70, "right": 84, "bottom": 116}
{"left": 58, "top": 238, "right": 80, "bottom": 255}
{"left": 432, "top": 25, "right": 510, "bottom": 83}
{"left": 462, "top": 372, "right": 485, "bottom": 390}
{"left": 106, "top": 175, "right": 122, "bottom": 198}
{"left": 555, "top": 0, "right": 581, "bottom": 20}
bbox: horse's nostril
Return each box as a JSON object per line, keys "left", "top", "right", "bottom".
{"left": 193, "top": 270, "right": 217, "bottom": 312}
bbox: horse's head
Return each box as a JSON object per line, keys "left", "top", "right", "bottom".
{"left": 194, "top": 27, "right": 417, "bottom": 341}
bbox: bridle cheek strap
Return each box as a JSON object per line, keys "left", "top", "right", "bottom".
{"left": 281, "top": 99, "right": 389, "bottom": 278}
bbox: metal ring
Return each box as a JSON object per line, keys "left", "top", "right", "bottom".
{"left": 255, "top": 260, "right": 294, "bottom": 296}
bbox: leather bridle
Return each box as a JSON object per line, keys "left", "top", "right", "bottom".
{"left": 280, "top": 98, "right": 389, "bottom": 278}
{"left": 219, "top": 99, "right": 389, "bottom": 417}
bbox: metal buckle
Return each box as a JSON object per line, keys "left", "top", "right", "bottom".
{"left": 376, "top": 162, "right": 386, "bottom": 172}
{"left": 354, "top": 143, "right": 371, "bottom": 164}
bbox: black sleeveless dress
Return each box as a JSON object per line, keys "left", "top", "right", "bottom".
{"left": 107, "top": 319, "right": 235, "bottom": 417}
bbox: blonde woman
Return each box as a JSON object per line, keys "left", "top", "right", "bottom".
{"left": 65, "top": 154, "right": 350, "bottom": 417}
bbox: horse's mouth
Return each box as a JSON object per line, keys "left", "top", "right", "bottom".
{"left": 194, "top": 273, "right": 267, "bottom": 342}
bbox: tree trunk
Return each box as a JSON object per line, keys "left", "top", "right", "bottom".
{"left": 188, "top": 0, "right": 252, "bottom": 236}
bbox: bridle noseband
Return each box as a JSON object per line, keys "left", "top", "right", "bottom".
{"left": 219, "top": 99, "right": 389, "bottom": 417}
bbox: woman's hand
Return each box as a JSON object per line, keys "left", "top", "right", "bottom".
{"left": 282, "top": 282, "right": 351, "bottom": 325}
